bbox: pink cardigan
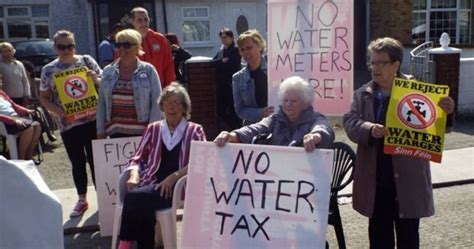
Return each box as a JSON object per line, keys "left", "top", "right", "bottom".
{"left": 128, "top": 120, "right": 206, "bottom": 187}
{"left": 0, "top": 90, "right": 30, "bottom": 125}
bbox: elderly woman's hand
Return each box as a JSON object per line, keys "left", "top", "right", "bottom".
{"left": 126, "top": 169, "right": 140, "bottom": 191}
{"left": 303, "top": 133, "right": 322, "bottom": 152}
{"left": 371, "top": 124, "right": 388, "bottom": 139}
{"left": 438, "top": 96, "right": 455, "bottom": 114}
{"left": 262, "top": 106, "right": 275, "bottom": 117}
{"left": 154, "top": 173, "right": 179, "bottom": 199}
{"left": 214, "top": 131, "right": 239, "bottom": 147}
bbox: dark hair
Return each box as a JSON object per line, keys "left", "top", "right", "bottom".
{"left": 22, "top": 60, "right": 35, "bottom": 74}
{"left": 219, "top": 28, "right": 234, "bottom": 39}
{"left": 165, "top": 33, "right": 180, "bottom": 46}
{"left": 112, "top": 23, "right": 125, "bottom": 33}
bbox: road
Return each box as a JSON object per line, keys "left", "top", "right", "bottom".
{"left": 62, "top": 184, "right": 474, "bottom": 248}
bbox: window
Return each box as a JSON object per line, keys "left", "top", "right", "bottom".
{"left": 0, "top": 5, "right": 50, "bottom": 40}
{"left": 412, "top": 0, "right": 472, "bottom": 44}
{"left": 182, "top": 7, "right": 210, "bottom": 45}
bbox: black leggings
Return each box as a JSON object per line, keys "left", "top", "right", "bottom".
{"left": 119, "top": 184, "right": 173, "bottom": 249}
{"left": 60, "top": 121, "right": 97, "bottom": 195}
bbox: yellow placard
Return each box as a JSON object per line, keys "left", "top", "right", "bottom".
{"left": 384, "top": 78, "right": 450, "bottom": 163}
{"left": 53, "top": 67, "right": 98, "bottom": 122}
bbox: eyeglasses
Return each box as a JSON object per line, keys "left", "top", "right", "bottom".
{"left": 115, "top": 42, "right": 136, "bottom": 49}
{"left": 56, "top": 44, "right": 76, "bottom": 51}
{"left": 162, "top": 100, "right": 182, "bottom": 107}
{"left": 367, "top": 60, "right": 393, "bottom": 68}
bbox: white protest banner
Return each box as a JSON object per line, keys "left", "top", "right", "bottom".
{"left": 181, "top": 141, "right": 333, "bottom": 249}
{"left": 92, "top": 136, "right": 141, "bottom": 236}
{"left": 268, "top": 0, "right": 354, "bottom": 115}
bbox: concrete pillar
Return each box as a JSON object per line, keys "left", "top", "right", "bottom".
{"left": 185, "top": 57, "right": 219, "bottom": 139}
{"left": 429, "top": 33, "right": 461, "bottom": 129}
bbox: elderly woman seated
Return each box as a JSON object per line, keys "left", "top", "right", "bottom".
{"left": 118, "top": 82, "right": 206, "bottom": 249}
{"left": 214, "top": 76, "right": 334, "bottom": 151}
{"left": 0, "top": 90, "right": 41, "bottom": 162}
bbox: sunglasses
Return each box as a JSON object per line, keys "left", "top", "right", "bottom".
{"left": 56, "top": 44, "right": 75, "bottom": 51}
{"left": 115, "top": 42, "right": 136, "bottom": 49}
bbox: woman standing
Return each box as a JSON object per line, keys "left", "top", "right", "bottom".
{"left": 97, "top": 29, "right": 162, "bottom": 139}
{"left": 39, "top": 30, "right": 102, "bottom": 218}
{"left": 118, "top": 83, "right": 206, "bottom": 249}
{"left": 165, "top": 33, "right": 192, "bottom": 84}
{"left": 0, "top": 42, "right": 30, "bottom": 106}
{"left": 343, "top": 37, "right": 454, "bottom": 248}
{"left": 232, "top": 29, "right": 274, "bottom": 125}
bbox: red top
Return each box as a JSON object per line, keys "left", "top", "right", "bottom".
{"left": 140, "top": 29, "right": 176, "bottom": 88}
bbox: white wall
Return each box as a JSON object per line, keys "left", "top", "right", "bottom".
{"left": 459, "top": 58, "right": 474, "bottom": 117}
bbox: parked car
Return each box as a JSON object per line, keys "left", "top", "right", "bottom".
{"left": 12, "top": 39, "right": 56, "bottom": 77}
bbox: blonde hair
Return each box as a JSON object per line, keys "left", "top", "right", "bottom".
{"left": 236, "top": 29, "right": 266, "bottom": 54}
{"left": 115, "top": 29, "right": 144, "bottom": 56}
{"left": 158, "top": 82, "right": 192, "bottom": 120}
{"left": 53, "top": 30, "right": 75, "bottom": 45}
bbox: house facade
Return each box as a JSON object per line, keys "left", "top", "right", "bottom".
{"left": 1, "top": 0, "right": 473, "bottom": 85}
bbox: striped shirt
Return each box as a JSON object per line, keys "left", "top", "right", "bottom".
{"left": 106, "top": 79, "right": 147, "bottom": 136}
{"left": 127, "top": 120, "right": 206, "bottom": 187}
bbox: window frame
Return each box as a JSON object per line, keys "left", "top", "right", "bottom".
{"left": 181, "top": 6, "right": 212, "bottom": 47}
{"left": 413, "top": 0, "right": 472, "bottom": 44}
{"left": 0, "top": 5, "right": 50, "bottom": 41}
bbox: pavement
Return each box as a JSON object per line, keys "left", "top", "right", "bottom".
{"left": 55, "top": 146, "right": 474, "bottom": 237}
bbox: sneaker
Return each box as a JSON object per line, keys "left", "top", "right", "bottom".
{"left": 70, "top": 200, "right": 88, "bottom": 218}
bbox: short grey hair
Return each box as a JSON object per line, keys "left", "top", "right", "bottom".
{"left": 277, "top": 76, "right": 314, "bottom": 105}
{"left": 158, "top": 82, "right": 192, "bottom": 120}
{"left": 0, "top": 42, "right": 15, "bottom": 54}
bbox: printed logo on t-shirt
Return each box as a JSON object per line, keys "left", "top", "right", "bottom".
{"left": 152, "top": 44, "right": 161, "bottom": 51}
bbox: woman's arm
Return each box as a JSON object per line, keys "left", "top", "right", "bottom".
{"left": 232, "top": 74, "right": 264, "bottom": 122}
{"left": 343, "top": 91, "right": 375, "bottom": 146}
{"left": 307, "top": 113, "right": 335, "bottom": 150}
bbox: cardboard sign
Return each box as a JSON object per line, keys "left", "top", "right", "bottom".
{"left": 268, "top": 0, "right": 353, "bottom": 115}
{"left": 385, "top": 78, "right": 450, "bottom": 163}
{"left": 92, "top": 136, "right": 141, "bottom": 236}
{"left": 53, "top": 66, "right": 98, "bottom": 122}
{"left": 181, "top": 141, "right": 333, "bottom": 249}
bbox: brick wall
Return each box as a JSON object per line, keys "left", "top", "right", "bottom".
{"left": 186, "top": 61, "right": 219, "bottom": 140}
{"left": 432, "top": 53, "right": 460, "bottom": 126}
{"left": 370, "top": 0, "right": 412, "bottom": 44}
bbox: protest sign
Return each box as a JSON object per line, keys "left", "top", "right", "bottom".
{"left": 181, "top": 141, "right": 333, "bottom": 249}
{"left": 385, "top": 78, "right": 450, "bottom": 163}
{"left": 268, "top": 0, "right": 353, "bottom": 115}
{"left": 53, "top": 66, "right": 98, "bottom": 122}
{"left": 92, "top": 136, "right": 141, "bottom": 236}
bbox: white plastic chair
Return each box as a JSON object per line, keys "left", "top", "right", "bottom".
{"left": 0, "top": 122, "right": 19, "bottom": 159}
{"left": 111, "top": 170, "right": 187, "bottom": 249}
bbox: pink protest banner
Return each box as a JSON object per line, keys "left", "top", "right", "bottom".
{"left": 181, "top": 141, "right": 333, "bottom": 249}
{"left": 268, "top": 0, "right": 354, "bottom": 115}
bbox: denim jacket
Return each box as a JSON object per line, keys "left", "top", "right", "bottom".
{"left": 96, "top": 59, "right": 162, "bottom": 134}
{"left": 232, "top": 56, "right": 267, "bottom": 124}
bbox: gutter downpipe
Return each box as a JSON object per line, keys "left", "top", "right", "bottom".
{"left": 162, "top": 0, "right": 169, "bottom": 33}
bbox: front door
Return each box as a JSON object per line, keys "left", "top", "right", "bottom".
{"left": 228, "top": 4, "right": 257, "bottom": 36}
{"left": 94, "top": 1, "right": 155, "bottom": 43}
